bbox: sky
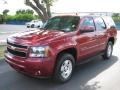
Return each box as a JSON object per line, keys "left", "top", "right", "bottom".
{"left": 0, "top": 0, "right": 120, "bottom": 15}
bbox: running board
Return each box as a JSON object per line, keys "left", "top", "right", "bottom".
{"left": 76, "top": 52, "right": 104, "bottom": 66}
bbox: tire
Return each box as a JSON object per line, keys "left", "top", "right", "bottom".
{"left": 27, "top": 26, "right": 30, "bottom": 28}
{"left": 31, "top": 24, "right": 34, "bottom": 28}
{"left": 54, "top": 53, "right": 75, "bottom": 83}
{"left": 102, "top": 41, "right": 113, "bottom": 60}
{"left": 37, "top": 26, "right": 40, "bottom": 28}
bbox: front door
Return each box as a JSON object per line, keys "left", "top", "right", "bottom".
{"left": 77, "top": 17, "right": 98, "bottom": 61}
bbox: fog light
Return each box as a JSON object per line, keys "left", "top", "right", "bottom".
{"left": 35, "top": 70, "right": 41, "bottom": 75}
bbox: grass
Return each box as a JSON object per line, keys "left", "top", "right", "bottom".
{"left": 0, "top": 45, "right": 6, "bottom": 59}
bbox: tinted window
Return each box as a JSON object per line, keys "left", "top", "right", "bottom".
{"left": 94, "top": 17, "right": 106, "bottom": 30}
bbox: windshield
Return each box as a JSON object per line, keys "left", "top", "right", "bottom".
{"left": 42, "top": 16, "right": 80, "bottom": 32}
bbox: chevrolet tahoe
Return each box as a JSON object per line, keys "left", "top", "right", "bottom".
{"left": 5, "top": 15, "right": 117, "bottom": 83}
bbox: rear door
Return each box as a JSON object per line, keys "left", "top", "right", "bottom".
{"left": 94, "top": 17, "right": 108, "bottom": 51}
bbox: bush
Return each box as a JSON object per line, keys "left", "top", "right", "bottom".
{"left": 15, "top": 14, "right": 35, "bottom": 21}
{"left": 112, "top": 16, "right": 120, "bottom": 22}
{"left": 6, "top": 15, "right": 15, "bottom": 21}
{"left": 6, "top": 14, "right": 36, "bottom": 21}
{"left": 0, "top": 45, "right": 6, "bottom": 59}
{"left": 0, "top": 14, "right": 4, "bottom": 24}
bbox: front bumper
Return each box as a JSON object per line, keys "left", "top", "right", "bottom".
{"left": 4, "top": 52, "right": 55, "bottom": 77}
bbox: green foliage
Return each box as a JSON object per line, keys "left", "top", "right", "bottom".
{"left": 3, "top": 9, "right": 9, "bottom": 15}
{"left": 5, "top": 9, "right": 38, "bottom": 21}
{"left": 112, "top": 13, "right": 119, "bottom": 17}
{"left": 16, "top": 9, "right": 34, "bottom": 15}
{"left": 15, "top": 14, "right": 35, "bottom": 21}
{"left": 26, "top": 9, "right": 34, "bottom": 14}
{"left": 42, "top": 0, "right": 56, "bottom": 6}
{"left": 0, "top": 45, "right": 6, "bottom": 59}
{"left": 6, "top": 14, "right": 35, "bottom": 21}
{"left": 6, "top": 15, "right": 15, "bottom": 21}
{"left": 34, "top": 15, "right": 39, "bottom": 20}
{"left": 112, "top": 13, "right": 120, "bottom": 22}
{"left": 112, "top": 16, "right": 120, "bottom": 22}
{"left": 0, "top": 14, "right": 4, "bottom": 23}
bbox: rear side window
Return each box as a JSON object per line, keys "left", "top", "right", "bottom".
{"left": 94, "top": 17, "right": 106, "bottom": 30}
{"left": 102, "top": 16, "right": 116, "bottom": 28}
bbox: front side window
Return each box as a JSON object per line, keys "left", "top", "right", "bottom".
{"left": 43, "top": 16, "right": 80, "bottom": 32}
{"left": 80, "top": 17, "right": 95, "bottom": 31}
{"left": 94, "top": 17, "right": 106, "bottom": 30}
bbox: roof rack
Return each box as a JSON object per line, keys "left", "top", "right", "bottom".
{"left": 52, "top": 12, "right": 113, "bottom": 17}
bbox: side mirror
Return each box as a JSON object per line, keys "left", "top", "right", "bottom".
{"left": 80, "top": 26, "right": 95, "bottom": 33}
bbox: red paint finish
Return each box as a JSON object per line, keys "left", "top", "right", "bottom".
{"left": 5, "top": 15, "right": 117, "bottom": 77}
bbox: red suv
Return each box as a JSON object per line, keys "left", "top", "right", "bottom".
{"left": 5, "top": 15, "right": 117, "bottom": 82}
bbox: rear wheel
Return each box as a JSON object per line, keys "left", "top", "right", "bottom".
{"left": 102, "top": 41, "right": 113, "bottom": 59}
{"left": 54, "top": 53, "right": 75, "bottom": 83}
{"left": 37, "top": 26, "right": 40, "bottom": 28}
{"left": 27, "top": 26, "right": 30, "bottom": 28}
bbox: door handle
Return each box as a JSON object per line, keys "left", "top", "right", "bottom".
{"left": 95, "top": 35, "right": 98, "bottom": 38}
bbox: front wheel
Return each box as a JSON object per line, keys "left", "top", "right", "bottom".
{"left": 54, "top": 53, "right": 75, "bottom": 83}
{"left": 102, "top": 41, "right": 113, "bottom": 59}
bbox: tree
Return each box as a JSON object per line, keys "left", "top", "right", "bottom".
{"left": 15, "top": 9, "right": 35, "bottom": 21}
{"left": 16, "top": 10, "right": 26, "bottom": 15}
{"left": 3, "top": 9, "right": 9, "bottom": 15}
{"left": 25, "top": 0, "right": 56, "bottom": 22}
{"left": 0, "top": 14, "right": 4, "bottom": 24}
{"left": 112, "top": 13, "right": 120, "bottom": 22}
{"left": 112, "top": 13, "right": 119, "bottom": 17}
{"left": 26, "top": 9, "right": 34, "bottom": 15}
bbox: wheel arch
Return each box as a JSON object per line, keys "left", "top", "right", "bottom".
{"left": 55, "top": 47, "right": 77, "bottom": 62}
{"left": 108, "top": 37, "right": 115, "bottom": 45}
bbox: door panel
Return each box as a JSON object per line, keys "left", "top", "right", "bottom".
{"left": 94, "top": 17, "right": 108, "bottom": 51}
{"left": 77, "top": 32, "right": 99, "bottom": 60}
{"left": 77, "top": 17, "right": 99, "bottom": 61}
{"left": 95, "top": 30, "right": 108, "bottom": 51}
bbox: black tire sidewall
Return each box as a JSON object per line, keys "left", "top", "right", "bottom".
{"left": 54, "top": 53, "right": 75, "bottom": 83}
{"left": 31, "top": 24, "right": 34, "bottom": 28}
{"left": 103, "top": 41, "right": 113, "bottom": 59}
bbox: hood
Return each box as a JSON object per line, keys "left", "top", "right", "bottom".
{"left": 8, "top": 29, "right": 65, "bottom": 46}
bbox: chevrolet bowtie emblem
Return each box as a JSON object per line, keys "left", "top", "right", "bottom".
{"left": 10, "top": 46, "right": 16, "bottom": 50}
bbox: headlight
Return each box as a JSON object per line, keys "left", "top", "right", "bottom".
{"left": 29, "top": 46, "right": 49, "bottom": 57}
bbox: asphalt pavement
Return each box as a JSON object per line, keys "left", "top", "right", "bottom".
{"left": 0, "top": 24, "right": 36, "bottom": 45}
{"left": 0, "top": 24, "right": 27, "bottom": 34}
{"left": 0, "top": 25, "right": 120, "bottom": 90}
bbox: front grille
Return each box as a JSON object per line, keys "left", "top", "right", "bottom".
{"left": 7, "top": 41, "right": 27, "bottom": 49}
{"left": 7, "top": 47, "right": 26, "bottom": 57}
{"left": 7, "top": 41, "right": 28, "bottom": 58}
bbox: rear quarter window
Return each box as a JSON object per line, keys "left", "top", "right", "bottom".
{"left": 94, "top": 17, "right": 106, "bottom": 30}
{"left": 102, "top": 16, "right": 116, "bottom": 29}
